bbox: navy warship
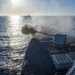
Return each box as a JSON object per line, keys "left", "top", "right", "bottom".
{"left": 21, "top": 24, "right": 75, "bottom": 75}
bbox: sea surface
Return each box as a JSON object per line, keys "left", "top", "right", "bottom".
{"left": 0, "top": 16, "right": 75, "bottom": 75}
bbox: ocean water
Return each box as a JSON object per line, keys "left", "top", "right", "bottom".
{"left": 0, "top": 16, "right": 31, "bottom": 75}
{"left": 0, "top": 16, "right": 75, "bottom": 75}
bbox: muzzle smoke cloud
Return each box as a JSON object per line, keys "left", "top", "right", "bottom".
{"left": 31, "top": 16, "right": 73, "bottom": 36}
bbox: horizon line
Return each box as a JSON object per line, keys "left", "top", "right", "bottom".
{"left": 0, "top": 14, "right": 75, "bottom": 16}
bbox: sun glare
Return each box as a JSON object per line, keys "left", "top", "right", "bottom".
{"left": 9, "top": 16, "right": 21, "bottom": 35}
{"left": 10, "top": 16, "right": 20, "bottom": 21}
{"left": 10, "top": 0, "right": 21, "bottom": 7}
{"left": 8, "top": 16, "right": 22, "bottom": 48}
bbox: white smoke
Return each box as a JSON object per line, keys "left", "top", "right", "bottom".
{"left": 30, "top": 16, "right": 73, "bottom": 36}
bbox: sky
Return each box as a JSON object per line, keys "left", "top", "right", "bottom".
{"left": 0, "top": 0, "right": 75, "bottom": 15}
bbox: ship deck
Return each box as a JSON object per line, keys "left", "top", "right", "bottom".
{"left": 21, "top": 38, "right": 75, "bottom": 75}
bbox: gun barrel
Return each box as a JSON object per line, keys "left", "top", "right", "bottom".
{"left": 35, "top": 31, "right": 54, "bottom": 36}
